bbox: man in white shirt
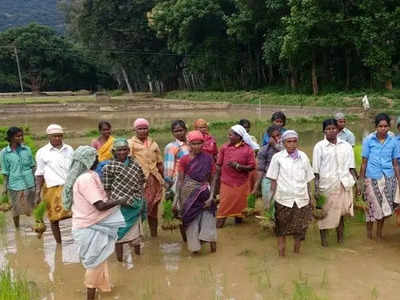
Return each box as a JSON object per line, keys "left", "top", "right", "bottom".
{"left": 266, "top": 130, "right": 314, "bottom": 257}
{"left": 35, "top": 124, "right": 74, "bottom": 243}
{"left": 313, "top": 119, "right": 358, "bottom": 247}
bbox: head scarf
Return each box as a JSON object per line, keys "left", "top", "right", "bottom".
{"left": 231, "top": 124, "right": 260, "bottom": 150}
{"left": 187, "top": 130, "right": 204, "bottom": 143}
{"left": 335, "top": 112, "right": 345, "bottom": 121}
{"left": 281, "top": 130, "right": 299, "bottom": 159}
{"left": 281, "top": 130, "right": 299, "bottom": 141}
{"left": 46, "top": 124, "right": 63, "bottom": 135}
{"left": 62, "top": 146, "right": 97, "bottom": 210}
{"left": 113, "top": 137, "right": 129, "bottom": 150}
{"left": 134, "top": 118, "right": 150, "bottom": 128}
{"left": 194, "top": 119, "right": 208, "bottom": 132}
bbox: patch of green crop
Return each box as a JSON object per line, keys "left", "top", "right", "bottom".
{"left": 0, "top": 266, "right": 39, "bottom": 300}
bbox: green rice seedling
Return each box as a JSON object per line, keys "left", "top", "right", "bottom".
{"left": 320, "top": 270, "right": 328, "bottom": 289}
{"left": 32, "top": 202, "right": 46, "bottom": 238}
{"left": 258, "top": 200, "right": 275, "bottom": 231}
{"left": 0, "top": 266, "right": 39, "bottom": 300}
{"left": 161, "top": 199, "right": 181, "bottom": 231}
{"left": 0, "top": 212, "right": 6, "bottom": 232}
{"left": 354, "top": 144, "right": 362, "bottom": 169}
{"left": 291, "top": 277, "right": 326, "bottom": 300}
{"left": 243, "top": 194, "right": 260, "bottom": 217}
{"left": 370, "top": 287, "right": 378, "bottom": 300}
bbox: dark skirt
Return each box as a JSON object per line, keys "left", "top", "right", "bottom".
{"left": 275, "top": 202, "right": 312, "bottom": 239}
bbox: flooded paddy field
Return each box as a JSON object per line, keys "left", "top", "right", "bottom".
{"left": 1, "top": 106, "right": 399, "bottom": 300}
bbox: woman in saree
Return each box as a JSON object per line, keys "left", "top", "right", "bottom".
{"left": 91, "top": 121, "right": 114, "bottom": 162}
{"left": 129, "top": 118, "right": 164, "bottom": 237}
{"left": 174, "top": 131, "right": 217, "bottom": 254}
{"left": 313, "top": 119, "right": 358, "bottom": 247}
{"left": 215, "top": 124, "right": 259, "bottom": 228}
{"left": 62, "top": 146, "right": 126, "bottom": 300}
{"left": 266, "top": 130, "right": 314, "bottom": 256}
{"left": 359, "top": 113, "right": 400, "bottom": 240}
{"left": 194, "top": 119, "right": 218, "bottom": 161}
{"left": 164, "top": 120, "right": 190, "bottom": 191}
{"left": 101, "top": 138, "right": 147, "bottom": 261}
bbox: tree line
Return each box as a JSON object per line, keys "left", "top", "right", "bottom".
{"left": 1, "top": 0, "right": 399, "bottom": 94}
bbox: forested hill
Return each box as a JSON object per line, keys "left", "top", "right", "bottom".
{"left": 0, "top": 0, "right": 65, "bottom": 33}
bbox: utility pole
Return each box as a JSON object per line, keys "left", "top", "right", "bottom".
{"left": 14, "top": 47, "right": 24, "bottom": 95}
{"left": 14, "top": 46, "right": 27, "bottom": 124}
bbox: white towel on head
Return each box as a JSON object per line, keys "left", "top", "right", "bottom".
{"left": 231, "top": 124, "right": 260, "bottom": 150}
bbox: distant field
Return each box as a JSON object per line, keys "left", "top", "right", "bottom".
{"left": 164, "top": 87, "right": 400, "bottom": 109}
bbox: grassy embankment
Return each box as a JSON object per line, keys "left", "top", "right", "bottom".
{"left": 1, "top": 87, "right": 400, "bottom": 109}
{"left": 164, "top": 87, "right": 400, "bottom": 110}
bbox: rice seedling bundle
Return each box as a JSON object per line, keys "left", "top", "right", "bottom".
{"left": 242, "top": 194, "right": 260, "bottom": 217}
{"left": 32, "top": 202, "right": 46, "bottom": 239}
{"left": 354, "top": 196, "right": 368, "bottom": 211}
{"left": 256, "top": 201, "right": 275, "bottom": 231}
{"left": 0, "top": 194, "right": 11, "bottom": 212}
{"left": 313, "top": 194, "right": 327, "bottom": 220}
{"left": 161, "top": 199, "right": 181, "bottom": 231}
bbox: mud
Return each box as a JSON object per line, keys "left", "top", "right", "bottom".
{"left": 0, "top": 108, "right": 398, "bottom": 300}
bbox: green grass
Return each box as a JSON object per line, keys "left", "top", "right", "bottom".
{"left": 164, "top": 87, "right": 400, "bottom": 108}
{"left": 0, "top": 266, "right": 39, "bottom": 300}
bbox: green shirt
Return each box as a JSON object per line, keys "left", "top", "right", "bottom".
{"left": 0, "top": 144, "right": 35, "bottom": 191}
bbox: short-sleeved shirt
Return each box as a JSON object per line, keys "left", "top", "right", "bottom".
{"left": 163, "top": 139, "right": 190, "bottom": 184}
{"left": 72, "top": 171, "right": 114, "bottom": 229}
{"left": 313, "top": 138, "right": 355, "bottom": 192}
{"left": 216, "top": 142, "right": 256, "bottom": 187}
{"left": 266, "top": 150, "right": 314, "bottom": 208}
{"left": 0, "top": 144, "right": 35, "bottom": 191}
{"left": 337, "top": 128, "right": 356, "bottom": 147}
{"left": 178, "top": 154, "right": 216, "bottom": 175}
{"left": 35, "top": 143, "right": 74, "bottom": 187}
{"left": 362, "top": 133, "right": 400, "bottom": 179}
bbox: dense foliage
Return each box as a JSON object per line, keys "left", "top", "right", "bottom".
{"left": 0, "top": 0, "right": 65, "bottom": 33}
{"left": 0, "top": 24, "right": 114, "bottom": 93}
{"left": 1, "top": 0, "right": 400, "bottom": 94}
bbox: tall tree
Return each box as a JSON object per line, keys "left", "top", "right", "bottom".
{"left": 0, "top": 23, "right": 104, "bottom": 93}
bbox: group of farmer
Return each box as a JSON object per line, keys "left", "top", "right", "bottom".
{"left": 1, "top": 110, "right": 400, "bottom": 300}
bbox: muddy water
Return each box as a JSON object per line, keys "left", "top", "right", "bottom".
{"left": 1, "top": 109, "right": 399, "bottom": 300}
